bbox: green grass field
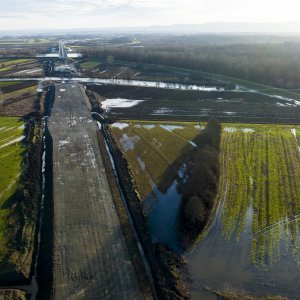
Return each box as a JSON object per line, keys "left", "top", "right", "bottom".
{"left": 0, "top": 117, "right": 25, "bottom": 258}
{"left": 0, "top": 59, "right": 36, "bottom": 74}
{"left": 218, "top": 124, "right": 300, "bottom": 266}
{"left": 0, "top": 59, "right": 34, "bottom": 67}
{"left": 0, "top": 82, "right": 21, "bottom": 88}
{"left": 111, "top": 120, "right": 202, "bottom": 198}
{"left": 111, "top": 121, "right": 300, "bottom": 266}
{"left": 81, "top": 60, "right": 102, "bottom": 70}
{"left": 0, "top": 86, "right": 37, "bottom": 102}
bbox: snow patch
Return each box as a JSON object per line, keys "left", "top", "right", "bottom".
{"left": 194, "top": 125, "right": 205, "bottom": 130}
{"left": 2, "top": 127, "right": 15, "bottom": 132}
{"left": 120, "top": 134, "right": 140, "bottom": 151}
{"left": 143, "top": 124, "right": 156, "bottom": 129}
{"left": 58, "top": 137, "right": 71, "bottom": 148}
{"left": 276, "top": 102, "right": 295, "bottom": 107}
{"left": 224, "top": 127, "right": 237, "bottom": 133}
{"left": 0, "top": 135, "right": 25, "bottom": 148}
{"left": 153, "top": 107, "right": 173, "bottom": 115}
{"left": 291, "top": 128, "right": 297, "bottom": 139}
{"left": 224, "top": 111, "right": 236, "bottom": 115}
{"left": 137, "top": 157, "right": 146, "bottom": 170}
{"left": 242, "top": 128, "right": 255, "bottom": 133}
{"left": 111, "top": 122, "right": 129, "bottom": 130}
{"left": 189, "top": 141, "right": 198, "bottom": 147}
{"left": 101, "top": 98, "right": 144, "bottom": 111}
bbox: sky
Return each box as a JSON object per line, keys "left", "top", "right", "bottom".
{"left": 1, "top": 0, "right": 300, "bottom": 30}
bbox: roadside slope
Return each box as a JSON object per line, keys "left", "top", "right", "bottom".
{"left": 48, "top": 83, "right": 143, "bottom": 299}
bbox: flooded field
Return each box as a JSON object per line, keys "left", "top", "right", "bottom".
{"left": 88, "top": 84, "right": 300, "bottom": 124}
{"left": 111, "top": 121, "right": 300, "bottom": 299}
{"left": 2, "top": 76, "right": 300, "bottom": 123}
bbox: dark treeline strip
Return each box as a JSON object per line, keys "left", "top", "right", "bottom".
{"left": 178, "top": 119, "right": 221, "bottom": 247}
{"left": 82, "top": 41, "right": 300, "bottom": 89}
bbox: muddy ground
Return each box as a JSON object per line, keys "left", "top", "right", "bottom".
{"left": 0, "top": 81, "right": 40, "bottom": 117}
{"left": 87, "top": 84, "right": 300, "bottom": 124}
{"left": 48, "top": 83, "right": 144, "bottom": 299}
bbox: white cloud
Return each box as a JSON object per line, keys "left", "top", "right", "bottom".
{"left": 1, "top": 0, "right": 300, "bottom": 29}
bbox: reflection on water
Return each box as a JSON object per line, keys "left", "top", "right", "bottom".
{"left": 143, "top": 179, "right": 183, "bottom": 253}
{"left": 188, "top": 202, "right": 300, "bottom": 299}
{"left": 83, "top": 78, "right": 222, "bottom": 91}
{"left": 187, "top": 127, "right": 300, "bottom": 300}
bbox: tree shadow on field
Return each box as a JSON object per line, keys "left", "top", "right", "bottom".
{"left": 150, "top": 119, "right": 221, "bottom": 250}
{"left": 1, "top": 190, "right": 23, "bottom": 210}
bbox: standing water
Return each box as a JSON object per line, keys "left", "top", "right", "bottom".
{"left": 30, "top": 117, "right": 48, "bottom": 299}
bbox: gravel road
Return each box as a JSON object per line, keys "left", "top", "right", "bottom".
{"left": 48, "top": 83, "right": 143, "bottom": 299}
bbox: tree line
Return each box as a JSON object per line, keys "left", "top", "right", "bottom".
{"left": 178, "top": 119, "right": 221, "bottom": 247}
{"left": 82, "top": 38, "right": 300, "bottom": 89}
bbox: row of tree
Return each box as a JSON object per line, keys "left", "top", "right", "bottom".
{"left": 178, "top": 119, "right": 221, "bottom": 247}
{"left": 82, "top": 39, "right": 300, "bottom": 88}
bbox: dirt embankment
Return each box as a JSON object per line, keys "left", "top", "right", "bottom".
{"left": 101, "top": 125, "right": 190, "bottom": 299}
{"left": 85, "top": 88, "right": 106, "bottom": 115}
{"left": 96, "top": 131, "right": 153, "bottom": 299}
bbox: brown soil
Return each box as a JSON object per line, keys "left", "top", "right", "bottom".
{"left": 0, "top": 82, "right": 43, "bottom": 118}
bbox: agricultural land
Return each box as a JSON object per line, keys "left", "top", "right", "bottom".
{"left": 110, "top": 120, "right": 300, "bottom": 299}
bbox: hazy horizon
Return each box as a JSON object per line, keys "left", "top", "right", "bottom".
{"left": 1, "top": 0, "right": 300, "bottom": 32}
{"left": 2, "top": 22, "right": 300, "bottom": 36}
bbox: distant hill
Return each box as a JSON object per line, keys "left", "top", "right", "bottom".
{"left": 146, "top": 22, "right": 300, "bottom": 34}
{"left": 1, "top": 22, "right": 300, "bottom": 36}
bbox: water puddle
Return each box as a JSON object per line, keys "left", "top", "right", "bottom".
{"left": 119, "top": 134, "right": 140, "bottom": 151}
{"left": 223, "top": 127, "right": 237, "bottom": 133}
{"left": 0, "top": 78, "right": 223, "bottom": 92}
{"left": 111, "top": 122, "right": 129, "bottom": 130}
{"left": 153, "top": 107, "right": 174, "bottom": 115}
{"left": 84, "top": 78, "right": 221, "bottom": 91}
{"left": 187, "top": 186, "right": 300, "bottom": 300}
{"left": 143, "top": 179, "right": 183, "bottom": 253}
{"left": 160, "top": 124, "right": 184, "bottom": 132}
{"left": 242, "top": 128, "right": 255, "bottom": 133}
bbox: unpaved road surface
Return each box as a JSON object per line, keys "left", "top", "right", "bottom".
{"left": 48, "top": 83, "right": 142, "bottom": 299}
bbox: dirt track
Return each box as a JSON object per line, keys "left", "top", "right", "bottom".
{"left": 48, "top": 83, "right": 143, "bottom": 299}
